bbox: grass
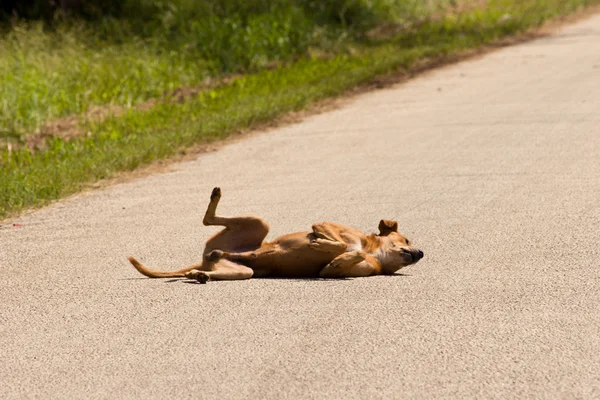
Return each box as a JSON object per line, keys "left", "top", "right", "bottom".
{"left": 1, "top": 0, "right": 599, "bottom": 219}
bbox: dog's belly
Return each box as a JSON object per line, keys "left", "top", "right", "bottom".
{"left": 272, "top": 250, "right": 334, "bottom": 277}
{"left": 245, "top": 232, "right": 336, "bottom": 277}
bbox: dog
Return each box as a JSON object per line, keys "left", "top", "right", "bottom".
{"left": 128, "top": 187, "right": 424, "bottom": 283}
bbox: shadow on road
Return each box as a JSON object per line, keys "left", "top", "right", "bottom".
{"left": 120, "top": 273, "right": 411, "bottom": 284}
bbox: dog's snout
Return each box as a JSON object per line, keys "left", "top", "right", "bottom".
{"left": 417, "top": 250, "right": 424, "bottom": 259}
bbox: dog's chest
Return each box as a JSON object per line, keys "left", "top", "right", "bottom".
{"left": 346, "top": 241, "right": 363, "bottom": 252}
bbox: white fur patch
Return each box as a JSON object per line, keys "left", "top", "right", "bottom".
{"left": 374, "top": 248, "right": 394, "bottom": 265}
{"left": 347, "top": 242, "right": 362, "bottom": 252}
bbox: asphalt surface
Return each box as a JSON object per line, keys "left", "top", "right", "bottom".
{"left": 2, "top": 14, "right": 600, "bottom": 399}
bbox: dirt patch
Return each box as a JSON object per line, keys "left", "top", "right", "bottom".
{"left": 27, "top": 104, "right": 120, "bottom": 149}
{"left": 24, "top": 74, "right": 243, "bottom": 150}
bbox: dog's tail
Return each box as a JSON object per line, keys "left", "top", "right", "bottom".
{"left": 128, "top": 256, "right": 201, "bottom": 278}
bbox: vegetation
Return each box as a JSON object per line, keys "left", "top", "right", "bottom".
{"left": 1, "top": 0, "right": 598, "bottom": 219}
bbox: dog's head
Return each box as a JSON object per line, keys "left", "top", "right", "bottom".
{"left": 376, "top": 219, "right": 424, "bottom": 273}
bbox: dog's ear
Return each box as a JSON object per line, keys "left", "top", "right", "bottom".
{"left": 378, "top": 219, "right": 398, "bottom": 236}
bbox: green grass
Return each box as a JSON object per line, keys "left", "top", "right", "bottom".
{"left": 0, "top": 0, "right": 474, "bottom": 138}
{"left": 1, "top": 0, "right": 599, "bottom": 219}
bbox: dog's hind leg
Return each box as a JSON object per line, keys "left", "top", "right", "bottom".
{"left": 206, "top": 246, "right": 276, "bottom": 263}
{"left": 202, "top": 187, "right": 270, "bottom": 252}
{"left": 128, "top": 187, "right": 267, "bottom": 280}
{"left": 185, "top": 260, "right": 254, "bottom": 283}
{"left": 202, "top": 187, "right": 229, "bottom": 226}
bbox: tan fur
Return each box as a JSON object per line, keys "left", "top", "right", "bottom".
{"left": 128, "top": 187, "right": 424, "bottom": 283}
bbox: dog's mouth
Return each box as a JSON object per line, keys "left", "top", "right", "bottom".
{"left": 400, "top": 248, "right": 424, "bottom": 265}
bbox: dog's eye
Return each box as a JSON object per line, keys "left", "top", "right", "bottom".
{"left": 405, "top": 240, "right": 410, "bottom": 245}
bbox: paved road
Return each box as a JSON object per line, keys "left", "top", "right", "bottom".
{"left": 2, "top": 14, "right": 600, "bottom": 399}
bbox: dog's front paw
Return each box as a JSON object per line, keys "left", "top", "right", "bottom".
{"left": 326, "top": 259, "right": 343, "bottom": 269}
{"left": 309, "top": 239, "right": 322, "bottom": 249}
{"left": 185, "top": 269, "right": 210, "bottom": 284}
{"left": 310, "top": 238, "right": 346, "bottom": 254}
{"left": 210, "top": 187, "right": 222, "bottom": 201}
{"left": 310, "top": 238, "right": 331, "bottom": 252}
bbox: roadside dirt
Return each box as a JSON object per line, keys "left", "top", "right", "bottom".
{"left": 25, "top": 74, "right": 243, "bottom": 150}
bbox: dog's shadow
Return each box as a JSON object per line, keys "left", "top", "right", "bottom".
{"left": 178, "top": 273, "right": 411, "bottom": 284}
{"left": 122, "top": 273, "right": 410, "bottom": 284}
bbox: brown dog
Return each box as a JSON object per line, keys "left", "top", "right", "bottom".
{"left": 128, "top": 187, "right": 424, "bottom": 283}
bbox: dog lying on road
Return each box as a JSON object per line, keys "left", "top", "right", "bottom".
{"left": 128, "top": 187, "right": 424, "bottom": 283}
